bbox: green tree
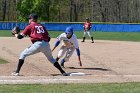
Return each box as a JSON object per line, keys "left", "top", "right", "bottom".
{"left": 16, "top": 0, "right": 59, "bottom": 21}
{"left": 16, "top": 0, "right": 34, "bottom": 21}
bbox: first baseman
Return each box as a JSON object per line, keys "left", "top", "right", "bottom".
{"left": 11, "top": 13, "right": 68, "bottom": 76}
{"left": 52, "top": 27, "right": 82, "bottom": 68}
{"left": 81, "top": 18, "right": 94, "bottom": 43}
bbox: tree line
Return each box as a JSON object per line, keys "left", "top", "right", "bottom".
{"left": 0, "top": 0, "right": 140, "bottom": 23}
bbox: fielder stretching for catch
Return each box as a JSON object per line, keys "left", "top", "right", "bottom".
{"left": 52, "top": 27, "right": 82, "bottom": 68}
{"left": 81, "top": 18, "right": 94, "bottom": 43}
{"left": 11, "top": 13, "right": 68, "bottom": 76}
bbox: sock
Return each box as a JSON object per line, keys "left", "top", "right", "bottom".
{"left": 82, "top": 37, "right": 85, "bottom": 42}
{"left": 16, "top": 59, "right": 24, "bottom": 73}
{"left": 91, "top": 37, "right": 94, "bottom": 41}
{"left": 54, "top": 62, "right": 65, "bottom": 74}
{"left": 61, "top": 59, "right": 65, "bottom": 63}
{"left": 56, "top": 57, "right": 60, "bottom": 61}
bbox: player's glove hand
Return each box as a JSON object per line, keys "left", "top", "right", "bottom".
{"left": 12, "top": 26, "right": 20, "bottom": 35}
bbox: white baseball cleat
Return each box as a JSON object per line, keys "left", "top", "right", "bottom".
{"left": 11, "top": 72, "right": 19, "bottom": 76}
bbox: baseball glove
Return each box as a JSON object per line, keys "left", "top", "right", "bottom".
{"left": 12, "top": 26, "right": 20, "bottom": 35}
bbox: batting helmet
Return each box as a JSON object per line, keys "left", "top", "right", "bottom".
{"left": 65, "top": 27, "right": 73, "bottom": 35}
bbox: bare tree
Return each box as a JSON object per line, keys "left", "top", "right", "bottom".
{"left": 2, "top": 0, "right": 6, "bottom": 21}
{"left": 1, "top": 0, "right": 140, "bottom": 22}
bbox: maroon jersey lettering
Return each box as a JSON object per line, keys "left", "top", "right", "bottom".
{"left": 35, "top": 26, "right": 45, "bottom": 33}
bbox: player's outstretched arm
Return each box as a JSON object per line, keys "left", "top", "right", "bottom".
{"left": 52, "top": 46, "right": 57, "bottom": 52}
{"left": 76, "top": 48, "right": 82, "bottom": 66}
{"left": 78, "top": 56, "right": 82, "bottom": 66}
{"left": 14, "top": 34, "right": 24, "bottom": 39}
{"left": 52, "top": 40, "right": 60, "bottom": 52}
{"left": 12, "top": 26, "right": 24, "bottom": 39}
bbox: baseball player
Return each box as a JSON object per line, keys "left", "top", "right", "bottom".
{"left": 11, "top": 13, "right": 68, "bottom": 76}
{"left": 52, "top": 27, "right": 82, "bottom": 68}
{"left": 81, "top": 18, "right": 94, "bottom": 43}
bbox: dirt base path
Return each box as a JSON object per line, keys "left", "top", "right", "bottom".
{"left": 0, "top": 37, "right": 140, "bottom": 84}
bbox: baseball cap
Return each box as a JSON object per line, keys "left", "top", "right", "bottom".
{"left": 27, "top": 13, "right": 38, "bottom": 19}
{"left": 86, "top": 18, "right": 89, "bottom": 20}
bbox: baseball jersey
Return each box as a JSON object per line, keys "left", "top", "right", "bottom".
{"left": 57, "top": 33, "right": 79, "bottom": 48}
{"left": 21, "top": 22, "right": 50, "bottom": 43}
{"left": 84, "top": 21, "right": 92, "bottom": 31}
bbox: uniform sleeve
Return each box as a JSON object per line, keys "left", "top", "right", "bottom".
{"left": 21, "top": 25, "right": 31, "bottom": 36}
{"left": 73, "top": 35, "right": 79, "bottom": 48}
{"left": 90, "top": 22, "right": 92, "bottom": 28}
{"left": 57, "top": 33, "right": 64, "bottom": 41}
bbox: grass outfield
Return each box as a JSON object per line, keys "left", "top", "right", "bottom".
{"left": 0, "top": 83, "right": 140, "bottom": 93}
{"left": 1, "top": 30, "right": 140, "bottom": 41}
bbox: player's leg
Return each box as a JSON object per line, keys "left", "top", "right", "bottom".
{"left": 57, "top": 47, "right": 68, "bottom": 67}
{"left": 81, "top": 32, "right": 87, "bottom": 42}
{"left": 12, "top": 42, "right": 42, "bottom": 76}
{"left": 42, "top": 42, "right": 67, "bottom": 75}
{"left": 60, "top": 47, "right": 75, "bottom": 68}
{"left": 91, "top": 37, "right": 94, "bottom": 43}
{"left": 55, "top": 46, "right": 67, "bottom": 63}
{"left": 11, "top": 59, "right": 24, "bottom": 76}
{"left": 87, "top": 31, "right": 94, "bottom": 43}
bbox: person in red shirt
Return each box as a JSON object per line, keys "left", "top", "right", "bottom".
{"left": 81, "top": 18, "right": 94, "bottom": 43}
{"left": 11, "top": 13, "right": 68, "bottom": 76}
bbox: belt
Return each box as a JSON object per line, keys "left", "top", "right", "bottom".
{"left": 32, "top": 40, "right": 43, "bottom": 44}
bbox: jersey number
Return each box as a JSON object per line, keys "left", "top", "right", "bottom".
{"left": 35, "top": 26, "right": 45, "bottom": 33}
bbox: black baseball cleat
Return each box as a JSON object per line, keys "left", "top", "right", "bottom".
{"left": 81, "top": 41, "right": 84, "bottom": 42}
{"left": 91, "top": 41, "right": 94, "bottom": 43}
{"left": 62, "top": 73, "right": 69, "bottom": 76}
{"left": 61, "top": 62, "right": 65, "bottom": 68}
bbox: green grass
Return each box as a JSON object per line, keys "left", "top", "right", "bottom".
{"left": 0, "top": 83, "right": 140, "bottom": 93}
{"left": 0, "top": 30, "right": 13, "bottom": 37}
{"left": 1, "top": 30, "right": 140, "bottom": 42}
{"left": 93, "top": 32, "right": 140, "bottom": 42}
{"left": 0, "top": 58, "right": 8, "bottom": 64}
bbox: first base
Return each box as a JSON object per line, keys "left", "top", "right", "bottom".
{"left": 69, "top": 72, "right": 85, "bottom": 76}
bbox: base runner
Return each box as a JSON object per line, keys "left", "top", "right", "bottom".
{"left": 52, "top": 27, "right": 82, "bottom": 68}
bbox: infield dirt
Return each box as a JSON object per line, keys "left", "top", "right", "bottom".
{"left": 0, "top": 37, "right": 140, "bottom": 84}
